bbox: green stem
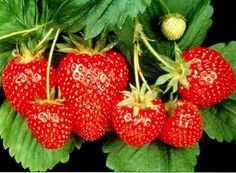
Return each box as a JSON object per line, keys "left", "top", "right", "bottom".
{"left": 35, "top": 28, "right": 54, "bottom": 51}
{"left": 140, "top": 33, "right": 175, "bottom": 71}
{"left": 138, "top": 69, "right": 151, "bottom": 91}
{"left": 134, "top": 43, "right": 141, "bottom": 93}
{"left": 134, "top": 18, "right": 151, "bottom": 91}
{"left": 159, "top": 0, "right": 171, "bottom": 14}
{"left": 46, "top": 29, "right": 60, "bottom": 100}
{"left": 0, "top": 24, "right": 47, "bottom": 41}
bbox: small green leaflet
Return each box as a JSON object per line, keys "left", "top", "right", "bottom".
{"left": 103, "top": 138, "right": 199, "bottom": 172}
{"left": 0, "top": 101, "right": 77, "bottom": 171}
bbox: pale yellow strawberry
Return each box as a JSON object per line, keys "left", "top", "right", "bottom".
{"left": 161, "top": 13, "right": 186, "bottom": 41}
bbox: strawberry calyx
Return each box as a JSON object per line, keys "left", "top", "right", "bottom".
{"left": 156, "top": 44, "right": 192, "bottom": 93}
{"left": 13, "top": 28, "right": 55, "bottom": 64}
{"left": 32, "top": 98, "right": 65, "bottom": 105}
{"left": 117, "top": 84, "right": 158, "bottom": 116}
{"left": 160, "top": 13, "right": 186, "bottom": 24}
{"left": 57, "top": 33, "right": 117, "bottom": 56}
{"left": 118, "top": 19, "right": 160, "bottom": 116}
{"left": 13, "top": 43, "right": 43, "bottom": 64}
{"left": 164, "top": 94, "right": 178, "bottom": 117}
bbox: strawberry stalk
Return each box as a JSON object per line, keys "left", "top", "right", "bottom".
{"left": 134, "top": 19, "right": 193, "bottom": 93}
{"left": 133, "top": 18, "right": 152, "bottom": 96}
{"left": 46, "top": 29, "right": 60, "bottom": 100}
{"left": 133, "top": 19, "right": 151, "bottom": 91}
{"left": 0, "top": 23, "right": 50, "bottom": 41}
{"left": 34, "top": 28, "right": 54, "bottom": 52}
{"left": 133, "top": 43, "right": 141, "bottom": 94}
{"left": 159, "top": 0, "right": 170, "bottom": 14}
{"left": 133, "top": 42, "right": 151, "bottom": 92}
{"left": 134, "top": 18, "right": 175, "bottom": 71}
{"left": 137, "top": 25, "right": 175, "bottom": 71}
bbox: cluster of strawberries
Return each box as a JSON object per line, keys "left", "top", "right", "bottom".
{"left": 2, "top": 38, "right": 236, "bottom": 149}
{"left": 112, "top": 46, "right": 236, "bottom": 148}
{"left": 2, "top": 48, "right": 129, "bottom": 149}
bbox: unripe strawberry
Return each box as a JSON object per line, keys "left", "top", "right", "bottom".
{"left": 161, "top": 13, "right": 186, "bottom": 41}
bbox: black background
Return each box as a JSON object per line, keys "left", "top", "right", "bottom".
{"left": 1, "top": 0, "right": 236, "bottom": 172}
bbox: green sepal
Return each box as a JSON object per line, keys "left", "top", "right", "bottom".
{"left": 72, "top": 135, "right": 83, "bottom": 150}
{"left": 56, "top": 34, "right": 91, "bottom": 54}
{"left": 57, "top": 33, "right": 117, "bottom": 55}
{"left": 118, "top": 83, "right": 159, "bottom": 115}
{"left": 161, "top": 13, "right": 187, "bottom": 22}
{"left": 155, "top": 73, "right": 173, "bottom": 86}
{"left": 155, "top": 44, "right": 192, "bottom": 94}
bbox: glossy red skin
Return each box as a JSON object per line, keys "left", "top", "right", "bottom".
{"left": 105, "top": 51, "right": 129, "bottom": 92}
{"left": 2, "top": 56, "right": 56, "bottom": 116}
{"left": 179, "top": 47, "right": 236, "bottom": 107}
{"left": 57, "top": 51, "right": 129, "bottom": 141}
{"left": 112, "top": 96, "right": 166, "bottom": 147}
{"left": 57, "top": 51, "right": 129, "bottom": 103}
{"left": 159, "top": 100, "right": 203, "bottom": 147}
{"left": 26, "top": 102, "right": 73, "bottom": 149}
{"left": 72, "top": 91, "right": 112, "bottom": 141}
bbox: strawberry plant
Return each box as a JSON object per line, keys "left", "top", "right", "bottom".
{"left": 0, "top": 0, "right": 236, "bottom": 172}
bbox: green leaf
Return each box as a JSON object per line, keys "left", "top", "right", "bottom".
{"left": 0, "top": 0, "right": 37, "bottom": 36}
{"left": 68, "top": 0, "right": 152, "bottom": 39}
{"left": 230, "top": 92, "right": 236, "bottom": 101}
{"left": 103, "top": 138, "right": 200, "bottom": 172}
{"left": 114, "top": 0, "right": 213, "bottom": 81}
{"left": 139, "top": 0, "right": 213, "bottom": 53}
{"left": 0, "top": 101, "right": 76, "bottom": 171}
{"left": 177, "top": 0, "right": 213, "bottom": 50}
{"left": 0, "top": 0, "right": 89, "bottom": 42}
{"left": 200, "top": 99, "right": 236, "bottom": 142}
{"left": 113, "top": 18, "right": 134, "bottom": 64}
{"left": 40, "top": 0, "right": 94, "bottom": 32}
{"left": 210, "top": 41, "right": 236, "bottom": 71}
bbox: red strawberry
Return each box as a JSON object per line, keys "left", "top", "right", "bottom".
{"left": 2, "top": 56, "right": 56, "bottom": 115}
{"left": 112, "top": 94, "right": 166, "bottom": 147}
{"left": 26, "top": 100, "right": 73, "bottom": 149}
{"left": 179, "top": 47, "right": 236, "bottom": 106}
{"left": 57, "top": 51, "right": 129, "bottom": 103}
{"left": 72, "top": 90, "right": 112, "bottom": 141}
{"left": 159, "top": 100, "right": 203, "bottom": 147}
